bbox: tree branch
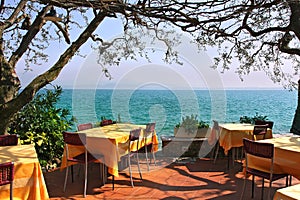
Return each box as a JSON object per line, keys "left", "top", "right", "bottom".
{"left": 9, "top": 5, "right": 51, "bottom": 66}
{"left": 2, "top": 11, "right": 107, "bottom": 122}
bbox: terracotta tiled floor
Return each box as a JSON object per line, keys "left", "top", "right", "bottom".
{"left": 45, "top": 154, "right": 299, "bottom": 200}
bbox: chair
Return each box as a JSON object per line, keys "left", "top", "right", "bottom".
{"left": 77, "top": 123, "right": 93, "bottom": 131}
{"left": 212, "top": 120, "right": 240, "bottom": 168}
{"left": 240, "top": 138, "right": 289, "bottom": 200}
{"left": 111, "top": 129, "right": 143, "bottom": 189}
{"left": 212, "top": 120, "right": 221, "bottom": 164}
{"left": 143, "top": 122, "right": 157, "bottom": 171}
{"left": 0, "top": 162, "right": 14, "bottom": 200}
{"left": 63, "top": 131, "right": 105, "bottom": 197}
{"left": 100, "top": 119, "right": 114, "bottom": 126}
{"left": 0, "top": 134, "right": 18, "bottom": 146}
{"left": 252, "top": 124, "right": 269, "bottom": 140}
{"left": 255, "top": 120, "right": 274, "bottom": 129}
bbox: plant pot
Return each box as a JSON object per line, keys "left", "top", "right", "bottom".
{"left": 174, "top": 127, "right": 211, "bottom": 138}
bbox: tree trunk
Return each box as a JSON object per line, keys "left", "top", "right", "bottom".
{"left": 0, "top": 53, "right": 21, "bottom": 135}
{"left": 0, "top": 11, "right": 106, "bottom": 135}
{"left": 290, "top": 79, "right": 300, "bottom": 135}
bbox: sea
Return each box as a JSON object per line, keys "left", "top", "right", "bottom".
{"left": 57, "top": 89, "right": 297, "bottom": 140}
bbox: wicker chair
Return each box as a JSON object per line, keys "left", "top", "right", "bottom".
{"left": 63, "top": 131, "right": 105, "bottom": 197}
{"left": 241, "top": 138, "right": 289, "bottom": 200}
{"left": 0, "top": 134, "right": 18, "bottom": 146}
{"left": 0, "top": 162, "right": 14, "bottom": 200}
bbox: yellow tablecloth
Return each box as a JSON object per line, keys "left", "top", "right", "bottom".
{"left": 218, "top": 123, "right": 272, "bottom": 155}
{"left": 60, "top": 123, "right": 159, "bottom": 177}
{"left": 0, "top": 144, "right": 49, "bottom": 200}
{"left": 273, "top": 183, "right": 300, "bottom": 200}
{"left": 247, "top": 136, "right": 300, "bottom": 180}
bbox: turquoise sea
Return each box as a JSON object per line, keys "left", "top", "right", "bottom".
{"left": 57, "top": 89, "right": 297, "bottom": 138}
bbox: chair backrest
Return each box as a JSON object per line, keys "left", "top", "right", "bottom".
{"left": 129, "top": 129, "right": 141, "bottom": 142}
{"left": 0, "top": 162, "right": 14, "bottom": 186}
{"left": 243, "top": 138, "right": 274, "bottom": 159}
{"left": 212, "top": 120, "right": 220, "bottom": 131}
{"left": 77, "top": 123, "right": 93, "bottom": 131}
{"left": 129, "top": 129, "right": 142, "bottom": 151}
{"left": 63, "top": 131, "right": 86, "bottom": 146}
{"left": 145, "top": 122, "right": 156, "bottom": 134}
{"left": 100, "top": 119, "right": 113, "bottom": 126}
{"left": 253, "top": 124, "right": 268, "bottom": 137}
{"left": 255, "top": 120, "right": 274, "bottom": 129}
{"left": 0, "top": 134, "right": 18, "bottom": 146}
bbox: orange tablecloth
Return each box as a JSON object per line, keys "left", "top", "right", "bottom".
{"left": 0, "top": 144, "right": 49, "bottom": 200}
{"left": 273, "top": 183, "right": 300, "bottom": 200}
{"left": 247, "top": 136, "right": 300, "bottom": 180}
{"left": 60, "top": 123, "right": 159, "bottom": 177}
{"left": 218, "top": 123, "right": 272, "bottom": 155}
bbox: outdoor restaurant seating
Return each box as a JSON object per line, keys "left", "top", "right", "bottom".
{"left": 77, "top": 123, "right": 93, "bottom": 131}
{"left": 255, "top": 120, "right": 274, "bottom": 129}
{"left": 62, "top": 131, "right": 105, "bottom": 197}
{"left": 212, "top": 120, "right": 221, "bottom": 164}
{"left": 0, "top": 134, "right": 18, "bottom": 146}
{"left": 252, "top": 124, "right": 269, "bottom": 140}
{"left": 112, "top": 128, "right": 143, "bottom": 189}
{"left": 0, "top": 162, "right": 14, "bottom": 200}
{"left": 100, "top": 119, "right": 114, "bottom": 126}
{"left": 241, "top": 138, "right": 289, "bottom": 200}
{"left": 141, "top": 122, "right": 157, "bottom": 171}
{"left": 212, "top": 120, "right": 239, "bottom": 168}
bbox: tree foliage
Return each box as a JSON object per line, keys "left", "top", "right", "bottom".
{"left": 0, "top": 0, "right": 300, "bottom": 134}
{"left": 8, "top": 85, "right": 76, "bottom": 170}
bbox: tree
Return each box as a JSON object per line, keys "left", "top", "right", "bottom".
{"left": 0, "top": 1, "right": 300, "bottom": 134}
{"left": 8, "top": 85, "right": 76, "bottom": 169}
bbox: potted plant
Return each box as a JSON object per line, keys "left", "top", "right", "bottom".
{"left": 239, "top": 112, "right": 268, "bottom": 124}
{"left": 174, "top": 114, "right": 210, "bottom": 138}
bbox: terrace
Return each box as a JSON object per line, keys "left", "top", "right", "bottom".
{"left": 45, "top": 153, "right": 299, "bottom": 200}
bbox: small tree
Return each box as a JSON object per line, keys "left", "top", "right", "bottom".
{"left": 8, "top": 85, "right": 76, "bottom": 170}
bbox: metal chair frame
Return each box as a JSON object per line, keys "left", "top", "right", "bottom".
{"left": 63, "top": 131, "right": 104, "bottom": 197}
{"left": 143, "top": 122, "right": 157, "bottom": 171}
{"left": 111, "top": 128, "right": 143, "bottom": 189}
{"left": 0, "top": 162, "right": 14, "bottom": 200}
{"left": 128, "top": 128, "right": 143, "bottom": 187}
{"left": 241, "top": 138, "right": 289, "bottom": 200}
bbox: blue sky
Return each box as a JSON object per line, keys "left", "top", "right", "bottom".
{"left": 15, "top": 17, "right": 293, "bottom": 90}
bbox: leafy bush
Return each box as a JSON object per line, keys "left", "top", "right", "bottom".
{"left": 239, "top": 112, "right": 268, "bottom": 124}
{"left": 175, "top": 114, "right": 209, "bottom": 134}
{"left": 8, "top": 85, "right": 76, "bottom": 171}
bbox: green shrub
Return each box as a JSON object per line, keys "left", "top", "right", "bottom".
{"left": 9, "top": 85, "right": 76, "bottom": 171}
{"left": 239, "top": 112, "right": 268, "bottom": 124}
{"left": 175, "top": 114, "right": 209, "bottom": 134}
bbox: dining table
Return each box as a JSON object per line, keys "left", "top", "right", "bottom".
{"left": 60, "top": 123, "right": 159, "bottom": 178}
{"left": 273, "top": 183, "right": 300, "bottom": 200}
{"left": 217, "top": 123, "right": 273, "bottom": 155}
{"left": 247, "top": 136, "right": 300, "bottom": 180}
{"left": 0, "top": 144, "right": 49, "bottom": 200}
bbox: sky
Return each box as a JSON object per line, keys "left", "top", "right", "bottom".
{"left": 15, "top": 16, "right": 296, "bottom": 90}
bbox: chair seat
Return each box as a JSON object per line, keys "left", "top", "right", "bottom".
{"left": 68, "top": 152, "right": 103, "bottom": 163}
{"left": 247, "top": 168, "right": 288, "bottom": 181}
